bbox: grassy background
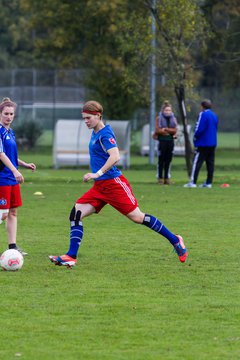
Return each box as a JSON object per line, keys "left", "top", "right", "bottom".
{"left": 37, "top": 130, "right": 240, "bottom": 150}
{"left": 0, "top": 143, "right": 239, "bottom": 359}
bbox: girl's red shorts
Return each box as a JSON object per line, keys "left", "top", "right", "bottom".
{"left": 0, "top": 184, "right": 22, "bottom": 209}
{"left": 76, "top": 175, "right": 138, "bottom": 215}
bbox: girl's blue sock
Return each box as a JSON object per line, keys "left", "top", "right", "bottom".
{"left": 142, "top": 214, "right": 179, "bottom": 246}
{"left": 66, "top": 222, "right": 83, "bottom": 258}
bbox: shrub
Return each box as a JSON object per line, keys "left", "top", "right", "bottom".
{"left": 13, "top": 121, "right": 43, "bottom": 149}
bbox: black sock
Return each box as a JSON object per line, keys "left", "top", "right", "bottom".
{"left": 9, "top": 244, "right": 17, "bottom": 249}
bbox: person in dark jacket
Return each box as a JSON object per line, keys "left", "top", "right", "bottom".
{"left": 184, "top": 99, "right": 218, "bottom": 188}
{"left": 153, "top": 101, "right": 178, "bottom": 185}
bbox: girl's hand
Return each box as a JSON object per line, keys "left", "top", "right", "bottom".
{"left": 12, "top": 169, "right": 24, "bottom": 183}
{"left": 26, "top": 163, "right": 36, "bottom": 171}
{"left": 83, "top": 172, "right": 99, "bottom": 182}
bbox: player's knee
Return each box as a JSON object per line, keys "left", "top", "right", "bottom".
{"left": 127, "top": 212, "right": 144, "bottom": 224}
{"left": 69, "top": 206, "right": 82, "bottom": 225}
{"left": 134, "top": 216, "right": 144, "bottom": 224}
{"left": 9, "top": 209, "right": 17, "bottom": 217}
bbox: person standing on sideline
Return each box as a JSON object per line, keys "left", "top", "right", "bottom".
{"left": 152, "top": 101, "right": 178, "bottom": 185}
{"left": 184, "top": 99, "right": 218, "bottom": 188}
{"left": 49, "top": 100, "right": 188, "bottom": 268}
{"left": 0, "top": 97, "right": 36, "bottom": 255}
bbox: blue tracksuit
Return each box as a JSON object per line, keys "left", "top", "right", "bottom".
{"left": 190, "top": 108, "right": 218, "bottom": 185}
{"left": 194, "top": 109, "right": 218, "bottom": 147}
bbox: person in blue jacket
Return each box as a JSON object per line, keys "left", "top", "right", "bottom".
{"left": 184, "top": 99, "right": 218, "bottom": 188}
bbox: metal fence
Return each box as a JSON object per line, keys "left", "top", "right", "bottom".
{"left": 0, "top": 69, "right": 239, "bottom": 148}
{"left": 0, "top": 69, "right": 86, "bottom": 129}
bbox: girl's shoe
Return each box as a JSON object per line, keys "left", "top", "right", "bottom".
{"left": 174, "top": 235, "right": 188, "bottom": 263}
{"left": 49, "top": 254, "right": 77, "bottom": 267}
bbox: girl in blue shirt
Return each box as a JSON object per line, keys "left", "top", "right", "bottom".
{"left": 50, "top": 100, "right": 188, "bottom": 267}
{"left": 0, "top": 97, "right": 36, "bottom": 255}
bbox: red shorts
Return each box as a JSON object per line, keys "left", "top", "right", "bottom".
{"left": 76, "top": 175, "right": 138, "bottom": 215}
{"left": 0, "top": 184, "right": 22, "bottom": 209}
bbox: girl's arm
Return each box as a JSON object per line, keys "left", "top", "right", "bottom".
{"left": 83, "top": 147, "right": 120, "bottom": 182}
{"left": 154, "top": 116, "right": 169, "bottom": 136}
{"left": 165, "top": 127, "right": 177, "bottom": 135}
{"left": 0, "top": 152, "right": 24, "bottom": 183}
{"left": 18, "top": 159, "right": 36, "bottom": 171}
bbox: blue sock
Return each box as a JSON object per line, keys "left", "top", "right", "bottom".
{"left": 66, "top": 221, "right": 83, "bottom": 258}
{"left": 142, "top": 214, "right": 179, "bottom": 247}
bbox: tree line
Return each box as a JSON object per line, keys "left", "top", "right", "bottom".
{"left": 0, "top": 0, "right": 238, "bottom": 172}
{"left": 0, "top": 0, "right": 239, "bottom": 115}
{"left": 0, "top": 0, "right": 240, "bottom": 171}
{"left": 1, "top": 0, "right": 238, "bottom": 171}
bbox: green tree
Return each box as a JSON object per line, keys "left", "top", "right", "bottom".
{"left": 139, "top": 0, "right": 211, "bottom": 174}
{"left": 201, "top": 0, "right": 240, "bottom": 88}
{"left": 0, "top": 0, "right": 33, "bottom": 68}
{"left": 19, "top": 0, "right": 212, "bottom": 174}
{"left": 20, "top": 0, "right": 149, "bottom": 118}
{"left": 109, "top": 0, "right": 211, "bottom": 173}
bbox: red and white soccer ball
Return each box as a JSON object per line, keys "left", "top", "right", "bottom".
{"left": 0, "top": 249, "right": 24, "bottom": 271}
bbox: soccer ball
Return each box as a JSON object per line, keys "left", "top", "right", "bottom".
{"left": 0, "top": 249, "right": 24, "bottom": 271}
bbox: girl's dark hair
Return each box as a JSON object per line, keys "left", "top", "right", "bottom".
{"left": 201, "top": 99, "right": 212, "bottom": 109}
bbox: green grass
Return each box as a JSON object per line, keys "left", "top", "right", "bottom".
{"left": 0, "top": 150, "right": 240, "bottom": 360}
{"left": 37, "top": 130, "right": 240, "bottom": 150}
{"left": 218, "top": 132, "right": 240, "bottom": 149}
{"left": 37, "top": 130, "right": 53, "bottom": 146}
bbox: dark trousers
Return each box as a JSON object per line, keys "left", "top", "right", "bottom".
{"left": 157, "top": 140, "right": 174, "bottom": 179}
{"left": 191, "top": 146, "right": 216, "bottom": 184}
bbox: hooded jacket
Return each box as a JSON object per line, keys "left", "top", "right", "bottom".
{"left": 194, "top": 109, "right": 218, "bottom": 147}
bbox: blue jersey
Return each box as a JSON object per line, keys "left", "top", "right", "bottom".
{"left": 0, "top": 125, "right": 18, "bottom": 185}
{"left": 89, "top": 124, "right": 122, "bottom": 180}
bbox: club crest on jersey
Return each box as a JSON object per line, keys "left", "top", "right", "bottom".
{"left": 109, "top": 137, "right": 116, "bottom": 145}
{"left": 0, "top": 198, "right": 7, "bottom": 206}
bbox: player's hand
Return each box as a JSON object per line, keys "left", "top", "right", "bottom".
{"left": 25, "top": 162, "right": 36, "bottom": 171}
{"left": 162, "top": 128, "right": 169, "bottom": 135}
{"left": 27, "top": 163, "right": 36, "bottom": 171}
{"left": 83, "top": 172, "right": 98, "bottom": 182}
{"left": 13, "top": 169, "right": 24, "bottom": 183}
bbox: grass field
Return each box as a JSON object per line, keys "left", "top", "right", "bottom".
{"left": 0, "top": 148, "right": 239, "bottom": 360}
{"left": 37, "top": 130, "right": 240, "bottom": 150}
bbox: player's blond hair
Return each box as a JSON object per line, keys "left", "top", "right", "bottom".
{"left": 161, "top": 100, "right": 172, "bottom": 111}
{"left": 82, "top": 100, "right": 103, "bottom": 114}
{"left": 0, "top": 97, "right": 17, "bottom": 113}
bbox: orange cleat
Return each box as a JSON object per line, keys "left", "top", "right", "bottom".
{"left": 49, "top": 254, "right": 77, "bottom": 267}
{"left": 175, "top": 235, "right": 188, "bottom": 263}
